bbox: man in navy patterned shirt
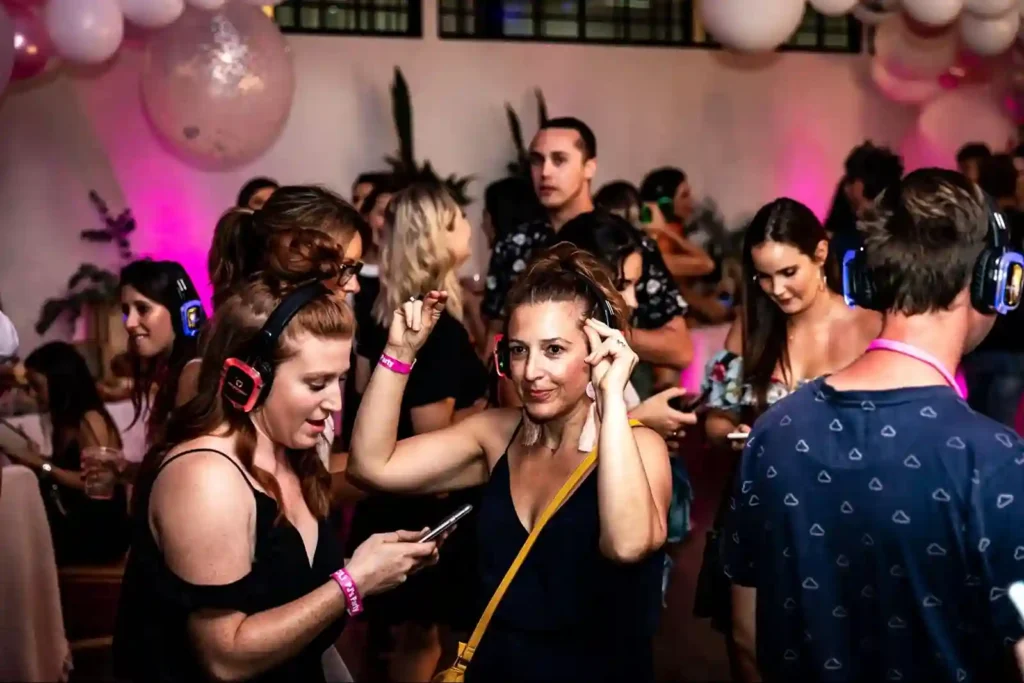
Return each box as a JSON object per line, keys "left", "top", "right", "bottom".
{"left": 723, "top": 169, "right": 1024, "bottom": 682}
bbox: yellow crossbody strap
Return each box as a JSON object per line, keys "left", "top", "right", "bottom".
{"left": 448, "top": 419, "right": 644, "bottom": 673}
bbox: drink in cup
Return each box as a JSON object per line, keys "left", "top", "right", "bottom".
{"left": 80, "top": 446, "right": 123, "bottom": 500}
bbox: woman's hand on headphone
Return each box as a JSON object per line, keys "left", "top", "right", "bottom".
{"left": 386, "top": 290, "right": 448, "bottom": 359}
{"left": 583, "top": 318, "right": 638, "bottom": 399}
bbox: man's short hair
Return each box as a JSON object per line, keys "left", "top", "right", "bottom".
{"left": 978, "top": 154, "right": 1018, "bottom": 200}
{"left": 858, "top": 168, "right": 989, "bottom": 315}
{"left": 539, "top": 117, "right": 597, "bottom": 159}
{"left": 844, "top": 142, "right": 904, "bottom": 201}
{"left": 352, "top": 171, "right": 392, "bottom": 191}
{"left": 956, "top": 142, "right": 992, "bottom": 166}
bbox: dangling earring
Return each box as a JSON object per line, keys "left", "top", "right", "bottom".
{"left": 819, "top": 269, "right": 827, "bottom": 292}
{"left": 586, "top": 382, "right": 596, "bottom": 401}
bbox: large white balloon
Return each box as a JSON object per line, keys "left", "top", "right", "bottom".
{"left": 142, "top": 5, "right": 295, "bottom": 169}
{"left": 240, "top": 0, "right": 284, "bottom": 5}
{"left": 701, "top": 0, "right": 805, "bottom": 52}
{"left": 119, "top": 0, "right": 184, "bottom": 28}
{"left": 902, "top": 0, "right": 964, "bottom": 26}
{"left": 965, "top": 0, "right": 1016, "bottom": 17}
{"left": 809, "top": 0, "right": 859, "bottom": 15}
{"left": 960, "top": 9, "right": 1019, "bottom": 55}
{"left": 187, "top": 0, "right": 227, "bottom": 10}
{"left": 44, "top": 0, "right": 124, "bottom": 64}
{"left": 875, "top": 13, "right": 958, "bottom": 79}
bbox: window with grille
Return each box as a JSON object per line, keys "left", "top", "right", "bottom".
{"left": 274, "top": 0, "right": 422, "bottom": 37}
{"left": 438, "top": 1, "right": 861, "bottom": 54}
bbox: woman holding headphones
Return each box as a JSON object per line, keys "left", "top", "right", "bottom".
{"left": 113, "top": 231, "right": 440, "bottom": 683}
{"left": 350, "top": 244, "right": 669, "bottom": 682}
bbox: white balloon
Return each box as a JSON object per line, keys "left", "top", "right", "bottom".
{"left": 965, "top": 0, "right": 1016, "bottom": 17}
{"left": 44, "top": 0, "right": 124, "bottom": 64}
{"left": 960, "top": 9, "right": 1019, "bottom": 55}
{"left": 875, "top": 13, "right": 958, "bottom": 79}
{"left": 701, "top": 0, "right": 805, "bottom": 52}
{"left": 240, "top": 0, "right": 284, "bottom": 5}
{"left": 809, "top": 0, "right": 859, "bottom": 16}
{"left": 187, "top": 0, "right": 226, "bottom": 10}
{"left": 119, "top": 0, "right": 184, "bottom": 28}
{"left": 902, "top": 0, "right": 964, "bottom": 26}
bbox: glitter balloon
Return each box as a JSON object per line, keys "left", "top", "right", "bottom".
{"left": 141, "top": 4, "right": 295, "bottom": 169}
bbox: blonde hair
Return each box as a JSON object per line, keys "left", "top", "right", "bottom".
{"left": 373, "top": 182, "right": 464, "bottom": 324}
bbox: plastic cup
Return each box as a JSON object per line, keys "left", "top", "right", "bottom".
{"left": 80, "top": 446, "right": 123, "bottom": 500}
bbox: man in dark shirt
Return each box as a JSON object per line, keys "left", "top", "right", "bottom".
{"left": 964, "top": 154, "right": 1024, "bottom": 427}
{"left": 827, "top": 142, "right": 904, "bottom": 266}
{"left": 482, "top": 117, "right": 692, "bottom": 371}
{"left": 724, "top": 169, "right": 1024, "bottom": 682}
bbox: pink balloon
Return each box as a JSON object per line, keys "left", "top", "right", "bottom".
{"left": 9, "top": 4, "right": 51, "bottom": 81}
{"left": 141, "top": 4, "right": 295, "bottom": 169}
{"left": 871, "top": 57, "right": 943, "bottom": 104}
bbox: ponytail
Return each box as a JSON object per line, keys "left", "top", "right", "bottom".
{"left": 208, "top": 208, "right": 265, "bottom": 310}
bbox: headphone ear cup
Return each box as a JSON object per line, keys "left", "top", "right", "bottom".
{"left": 971, "top": 247, "right": 997, "bottom": 313}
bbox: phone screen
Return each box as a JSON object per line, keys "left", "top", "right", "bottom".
{"left": 668, "top": 387, "right": 711, "bottom": 413}
{"left": 419, "top": 504, "right": 474, "bottom": 543}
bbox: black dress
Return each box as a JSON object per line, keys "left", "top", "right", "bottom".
{"left": 348, "top": 310, "right": 488, "bottom": 629}
{"left": 113, "top": 449, "right": 346, "bottom": 683}
{"left": 40, "top": 440, "right": 130, "bottom": 566}
{"left": 465, "top": 440, "right": 664, "bottom": 682}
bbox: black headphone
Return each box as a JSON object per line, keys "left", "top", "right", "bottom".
{"left": 168, "top": 263, "right": 206, "bottom": 339}
{"left": 219, "top": 281, "right": 330, "bottom": 412}
{"left": 842, "top": 191, "right": 1023, "bottom": 315}
{"left": 493, "top": 276, "right": 618, "bottom": 377}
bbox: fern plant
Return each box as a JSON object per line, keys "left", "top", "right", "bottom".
{"left": 505, "top": 88, "right": 548, "bottom": 180}
{"left": 35, "top": 192, "right": 135, "bottom": 335}
{"left": 384, "top": 67, "right": 474, "bottom": 205}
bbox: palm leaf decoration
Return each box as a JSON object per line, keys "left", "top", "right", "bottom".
{"left": 506, "top": 88, "right": 548, "bottom": 180}
{"left": 384, "top": 67, "right": 473, "bottom": 205}
{"left": 36, "top": 192, "right": 135, "bottom": 335}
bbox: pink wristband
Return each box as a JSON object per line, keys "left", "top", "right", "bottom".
{"left": 379, "top": 353, "right": 415, "bottom": 375}
{"left": 331, "top": 568, "right": 364, "bottom": 616}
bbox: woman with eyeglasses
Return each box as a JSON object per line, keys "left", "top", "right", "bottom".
{"left": 347, "top": 181, "right": 487, "bottom": 682}
{"left": 203, "top": 186, "right": 369, "bottom": 469}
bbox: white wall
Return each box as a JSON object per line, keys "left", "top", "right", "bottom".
{"left": 0, "top": 1, "right": 1014, "bottom": 352}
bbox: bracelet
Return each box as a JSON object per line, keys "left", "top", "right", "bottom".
{"left": 378, "top": 353, "right": 415, "bottom": 375}
{"left": 331, "top": 568, "right": 364, "bottom": 616}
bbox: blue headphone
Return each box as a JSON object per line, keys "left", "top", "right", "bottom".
{"left": 168, "top": 263, "right": 206, "bottom": 338}
{"left": 842, "top": 192, "right": 1024, "bottom": 315}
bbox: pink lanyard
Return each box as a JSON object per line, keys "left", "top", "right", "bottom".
{"left": 866, "top": 338, "right": 965, "bottom": 400}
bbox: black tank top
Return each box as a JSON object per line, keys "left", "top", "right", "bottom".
{"left": 466, "top": 430, "right": 664, "bottom": 682}
{"left": 113, "top": 448, "right": 345, "bottom": 682}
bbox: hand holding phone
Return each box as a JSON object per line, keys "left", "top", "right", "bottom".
{"left": 668, "top": 387, "right": 710, "bottom": 414}
{"left": 419, "top": 503, "right": 474, "bottom": 543}
{"left": 727, "top": 432, "right": 749, "bottom": 441}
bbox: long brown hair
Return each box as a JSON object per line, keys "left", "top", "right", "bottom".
{"left": 208, "top": 185, "right": 371, "bottom": 310}
{"left": 505, "top": 242, "right": 631, "bottom": 333}
{"left": 142, "top": 229, "right": 354, "bottom": 520}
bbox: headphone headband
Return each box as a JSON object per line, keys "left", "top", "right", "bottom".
{"left": 248, "top": 280, "right": 331, "bottom": 365}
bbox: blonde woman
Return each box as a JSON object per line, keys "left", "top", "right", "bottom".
{"left": 348, "top": 182, "right": 487, "bottom": 682}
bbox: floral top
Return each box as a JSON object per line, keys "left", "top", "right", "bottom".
{"left": 701, "top": 350, "right": 811, "bottom": 412}
{"left": 482, "top": 215, "right": 688, "bottom": 328}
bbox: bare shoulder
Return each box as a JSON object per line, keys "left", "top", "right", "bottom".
{"left": 466, "top": 407, "right": 523, "bottom": 460}
{"left": 632, "top": 425, "right": 669, "bottom": 457}
{"left": 151, "top": 438, "right": 256, "bottom": 522}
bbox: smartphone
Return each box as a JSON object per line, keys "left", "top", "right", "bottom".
{"left": 668, "top": 387, "right": 710, "bottom": 413}
{"left": 419, "top": 504, "right": 474, "bottom": 543}
{"left": 727, "top": 431, "right": 750, "bottom": 441}
{"left": 1010, "top": 581, "right": 1024, "bottom": 624}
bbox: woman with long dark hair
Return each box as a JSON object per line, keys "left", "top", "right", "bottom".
{"left": 695, "top": 198, "right": 880, "bottom": 676}
{"left": 4, "top": 342, "right": 129, "bottom": 565}
{"left": 120, "top": 260, "right": 206, "bottom": 447}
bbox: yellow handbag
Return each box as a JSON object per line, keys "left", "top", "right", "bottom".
{"left": 433, "top": 420, "right": 641, "bottom": 683}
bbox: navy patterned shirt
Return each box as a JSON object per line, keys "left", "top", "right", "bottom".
{"left": 481, "top": 215, "right": 687, "bottom": 329}
{"left": 723, "top": 378, "right": 1024, "bottom": 683}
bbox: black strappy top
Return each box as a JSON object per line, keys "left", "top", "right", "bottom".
{"left": 466, "top": 429, "right": 664, "bottom": 682}
{"left": 113, "top": 448, "right": 346, "bottom": 683}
